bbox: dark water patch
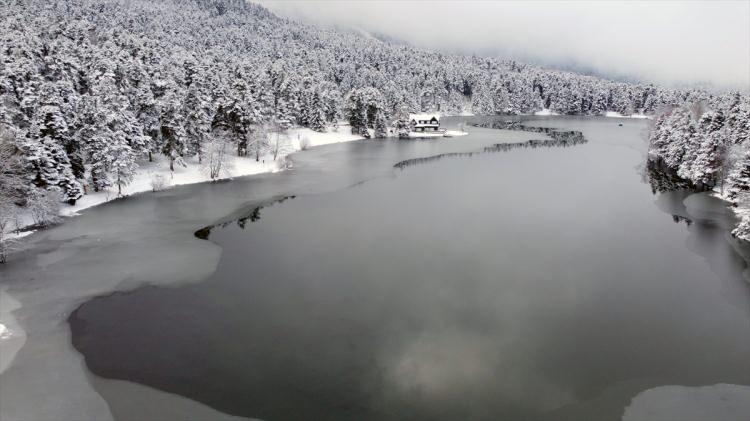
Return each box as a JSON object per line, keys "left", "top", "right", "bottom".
{"left": 644, "top": 159, "right": 703, "bottom": 194}
{"left": 193, "top": 195, "right": 296, "bottom": 240}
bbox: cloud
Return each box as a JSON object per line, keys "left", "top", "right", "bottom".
{"left": 260, "top": 0, "right": 750, "bottom": 90}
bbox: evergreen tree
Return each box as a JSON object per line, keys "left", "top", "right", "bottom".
{"left": 308, "top": 90, "right": 327, "bottom": 132}
{"left": 374, "top": 110, "right": 388, "bottom": 138}
{"left": 160, "top": 95, "right": 187, "bottom": 171}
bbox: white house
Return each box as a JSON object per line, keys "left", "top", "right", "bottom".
{"left": 409, "top": 114, "right": 440, "bottom": 132}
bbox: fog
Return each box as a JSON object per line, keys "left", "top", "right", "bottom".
{"left": 260, "top": 1, "right": 750, "bottom": 90}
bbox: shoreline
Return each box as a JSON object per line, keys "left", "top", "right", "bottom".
{"left": 4, "top": 123, "right": 474, "bottom": 241}
{"left": 3, "top": 110, "right": 640, "bottom": 240}
{"left": 3, "top": 124, "right": 366, "bottom": 240}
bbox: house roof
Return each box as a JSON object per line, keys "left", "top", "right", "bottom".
{"left": 409, "top": 113, "right": 440, "bottom": 122}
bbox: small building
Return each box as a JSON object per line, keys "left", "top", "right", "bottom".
{"left": 409, "top": 114, "right": 440, "bottom": 132}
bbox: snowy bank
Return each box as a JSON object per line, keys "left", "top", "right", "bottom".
{"left": 533, "top": 109, "right": 559, "bottom": 116}
{"left": 6, "top": 124, "right": 365, "bottom": 234}
{"left": 604, "top": 111, "right": 651, "bottom": 119}
{"left": 444, "top": 130, "right": 469, "bottom": 137}
{"left": 407, "top": 130, "right": 469, "bottom": 139}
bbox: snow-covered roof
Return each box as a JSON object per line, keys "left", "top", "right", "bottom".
{"left": 409, "top": 113, "right": 440, "bottom": 122}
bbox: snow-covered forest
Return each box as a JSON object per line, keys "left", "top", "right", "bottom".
{"left": 647, "top": 93, "right": 750, "bottom": 238}
{"left": 0, "top": 0, "right": 742, "bottom": 239}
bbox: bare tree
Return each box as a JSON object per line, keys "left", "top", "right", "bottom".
{"left": 27, "top": 189, "right": 61, "bottom": 227}
{"left": 299, "top": 135, "right": 311, "bottom": 151}
{"left": 201, "top": 133, "right": 232, "bottom": 180}
{"left": 0, "top": 202, "right": 19, "bottom": 263}
{"left": 150, "top": 174, "right": 169, "bottom": 192}
{"left": 244, "top": 125, "right": 269, "bottom": 162}
{"left": 269, "top": 122, "right": 285, "bottom": 160}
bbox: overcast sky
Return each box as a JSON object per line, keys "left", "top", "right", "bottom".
{"left": 260, "top": 0, "right": 750, "bottom": 90}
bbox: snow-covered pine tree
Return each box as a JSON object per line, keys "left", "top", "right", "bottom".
{"left": 183, "top": 81, "right": 212, "bottom": 162}
{"left": 374, "top": 110, "right": 388, "bottom": 138}
{"left": 725, "top": 146, "right": 750, "bottom": 201}
{"left": 108, "top": 133, "right": 138, "bottom": 196}
{"left": 345, "top": 89, "right": 368, "bottom": 135}
{"left": 25, "top": 101, "right": 83, "bottom": 204}
{"left": 134, "top": 84, "right": 161, "bottom": 162}
{"left": 160, "top": 94, "right": 188, "bottom": 171}
{"left": 308, "top": 90, "right": 327, "bottom": 132}
{"left": 688, "top": 110, "right": 726, "bottom": 186}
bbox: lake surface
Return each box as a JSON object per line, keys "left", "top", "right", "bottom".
{"left": 67, "top": 117, "right": 750, "bottom": 420}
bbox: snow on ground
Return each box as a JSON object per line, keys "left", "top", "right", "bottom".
{"left": 407, "top": 130, "right": 469, "bottom": 139}
{"left": 287, "top": 125, "right": 366, "bottom": 150}
{"left": 533, "top": 109, "right": 559, "bottom": 116}
{"left": 604, "top": 111, "right": 651, "bottom": 119}
{"left": 6, "top": 123, "right": 365, "bottom": 234}
{"left": 58, "top": 152, "right": 279, "bottom": 218}
{"left": 444, "top": 130, "right": 469, "bottom": 137}
{"left": 4, "top": 230, "right": 35, "bottom": 240}
{"left": 408, "top": 132, "right": 446, "bottom": 139}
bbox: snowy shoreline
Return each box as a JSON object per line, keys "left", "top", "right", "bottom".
{"left": 5, "top": 122, "right": 474, "bottom": 241}
{"left": 4, "top": 124, "right": 366, "bottom": 239}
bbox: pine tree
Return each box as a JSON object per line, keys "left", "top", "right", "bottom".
{"left": 374, "top": 110, "right": 388, "bottom": 138}
{"left": 726, "top": 148, "right": 750, "bottom": 201}
{"left": 689, "top": 110, "right": 725, "bottom": 186}
{"left": 160, "top": 95, "right": 187, "bottom": 171}
{"left": 184, "top": 82, "right": 212, "bottom": 161}
{"left": 308, "top": 90, "right": 327, "bottom": 132}
{"left": 345, "top": 90, "right": 367, "bottom": 134}
{"left": 25, "top": 101, "right": 83, "bottom": 204}
{"left": 109, "top": 134, "right": 138, "bottom": 196}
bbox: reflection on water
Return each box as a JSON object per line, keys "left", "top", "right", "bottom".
{"left": 644, "top": 160, "right": 699, "bottom": 194}
{"left": 195, "top": 196, "right": 297, "bottom": 239}
{"left": 69, "top": 117, "right": 750, "bottom": 421}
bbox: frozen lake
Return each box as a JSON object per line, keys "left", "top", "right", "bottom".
{"left": 3, "top": 117, "right": 750, "bottom": 421}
